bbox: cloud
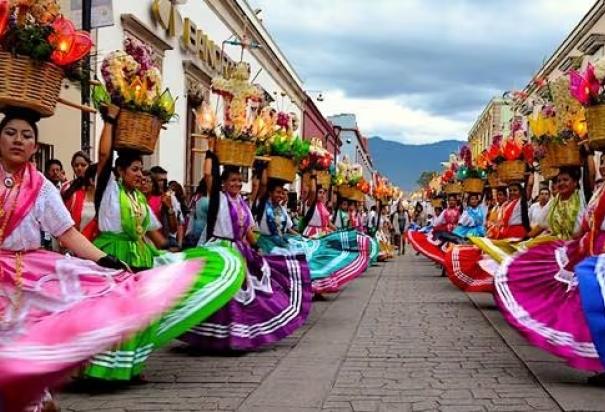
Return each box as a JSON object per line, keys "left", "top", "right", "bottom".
{"left": 250, "top": 0, "right": 594, "bottom": 143}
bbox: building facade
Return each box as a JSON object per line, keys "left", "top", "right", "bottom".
{"left": 37, "top": 0, "right": 305, "bottom": 190}
{"left": 328, "top": 114, "right": 374, "bottom": 183}
{"left": 302, "top": 93, "right": 340, "bottom": 159}
{"left": 468, "top": 97, "right": 513, "bottom": 157}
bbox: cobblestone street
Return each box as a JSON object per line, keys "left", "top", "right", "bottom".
{"left": 60, "top": 254, "right": 605, "bottom": 411}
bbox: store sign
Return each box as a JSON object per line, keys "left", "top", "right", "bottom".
{"left": 151, "top": 0, "right": 238, "bottom": 76}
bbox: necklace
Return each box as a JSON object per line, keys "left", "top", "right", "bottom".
{"left": 126, "top": 190, "right": 145, "bottom": 236}
{"left": 0, "top": 181, "right": 23, "bottom": 328}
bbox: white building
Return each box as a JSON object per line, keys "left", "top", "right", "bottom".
{"left": 328, "top": 114, "right": 374, "bottom": 182}
{"left": 40, "top": 0, "right": 305, "bottom": 191}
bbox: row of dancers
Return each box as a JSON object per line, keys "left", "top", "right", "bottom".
{"left": 409, "top": 157, "right": 605, "bottom": 384}
{"left": 0, "top": 106, "right": 392, "bottom": 411}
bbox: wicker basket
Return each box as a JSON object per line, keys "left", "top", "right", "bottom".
{"left": 0, "top": 52, "right": 64, "bottom": 117}
{"left": 431, "top": 198, "right": 443, "bottom": 208}
{"left": 339, "top": 185, "right": 364, "bottom": 202}
{"left": 487, "top": 172, "right": 506, "bottom": 188}
{"left": 497, "top": 160, "right": 525, "bottom": 183}
{"left": 549, "top": 139, "right": 581, "bottom": 167}
{"left": 540, "top": 163, "right": 559, "bottom": 180}
{"left": 317, "top": 171, "right": 331, "bottom": 187}
{"left": 586, "top": 104, "right": 605, "bottom": 150}
{"left": 444, "top": 182, "right": 462, "bottom": 194}
{"left": 114, "top": 110, "right": 162, "bottom": 155}
{"left": 267, "top": 156, "right": 297, "bottom": 183}
{"left": 462, "top": 178, "right": 485, "bottom": 194}
{"left": 215, "top": 139, "right": 256, "bottom": 167}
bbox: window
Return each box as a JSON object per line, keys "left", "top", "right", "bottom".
{"left": 184, "top": 61, "right": 212, "bottom": 195}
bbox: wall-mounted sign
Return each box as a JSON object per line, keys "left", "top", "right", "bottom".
{"left": 151, "top": 0, "right": 238, "bottom": 77}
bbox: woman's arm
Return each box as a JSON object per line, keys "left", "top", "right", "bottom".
{"left": 246, "top": 228, "right": 258, "bottom": 248}
{"left": 97, "top": 105, "right": 120, "bottom": 178}
{"left": 59, "top": 227, "right": 105, "bottom": 261}
{"left": 147, "top": 229, "right": 168, "bottom": 249}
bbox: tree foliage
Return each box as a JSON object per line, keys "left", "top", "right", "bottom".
{"left": 416, "top": 170, "right": 437, "bottom": 188}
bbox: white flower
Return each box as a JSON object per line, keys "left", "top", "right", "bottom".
{"left": 594, "top": 57, "right": 605, "bottom": 82}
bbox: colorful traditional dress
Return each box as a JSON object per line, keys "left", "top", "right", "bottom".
{"left": 333, "top": 209, "right": 349, "bottom": 230}
{"left": 257, "top": 200, "right": 369, "bottom": 294}
{"left": 407, "top": 207, "right": 459, "bottom": 265}
{"left": 185, "top": 191, "right": 312, "bottom": 350}
{"left": 495, "top": 188, "right": 603, "bottom": 371}
{"left": 452, "top": 206, "right": 485, "bottom": 239}
{"left": 303, "top": 201, "right": 331, "bottom": 238}
{"left": 85, "top": 175, "right": 245, "bottom": 380}
{"left": 0, "top": 163, "right": 199, "bottom": 410}
{"left": 64, "top": 187, "right": 97, "bottom": 240}
{"left": 445, "top": 198, "right": 529, "bottom": 293}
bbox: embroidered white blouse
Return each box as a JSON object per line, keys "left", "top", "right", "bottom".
{"left": 3, "top": 175, "right": 74, "bottom": 252}
{"left": 199, "top": 192, "right": 255, "bottom": 243}
{"left": 258, "top": 202, "right": 293, "bottom": 236}
{"left": 98, "top": 174, "right": 161, "bottom": 234}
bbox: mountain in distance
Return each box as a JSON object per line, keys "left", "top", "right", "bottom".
{"left": 368, "top": 136, "right": 464, "bottom": 192}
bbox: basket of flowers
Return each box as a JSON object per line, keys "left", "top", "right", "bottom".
{"left": 456, "top": 145, "right": 486, "bottom": 193}
{"left": 256, "top": 111, "right": 309, "bottom": 183}
{"left": 0, "top": 1, "right": 93, "bottom": 116}
{"left": 299, "top": 137, "right": 334, "bottom": 188}
{"left": 334, "top": 159, "right": 370, "bottom": 202}
{"left": 208, "top": 62, "right": 264, "bottom": 166}
{"left": 489, "top": 133, "right": 532, "bottom": 183}
{"left": 569, "top": 61, "right": 605, "bottom": 149}
{"left": 93, "top": 38, "right": 176, "bottom": 154}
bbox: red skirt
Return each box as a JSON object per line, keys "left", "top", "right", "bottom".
{"left": 407, "top": 231, "right": 446, "bottom": 265}
{"left": 445, "top": 245, "right": 494, "bottom": 293}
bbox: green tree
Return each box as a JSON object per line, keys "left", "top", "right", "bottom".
{"left": 416, "top": 170, "right": 437, "bottom": 188}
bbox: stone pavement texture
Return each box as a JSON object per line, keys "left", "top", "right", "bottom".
{"left": 59, "top": 253, "right": 602, "bottom": 411}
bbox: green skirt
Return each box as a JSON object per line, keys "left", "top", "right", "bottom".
{"left": 84, "top": 245, "right": 245, "bottom": 380}
{"left": 94, "top": 231, "right": 160, "bottom": 270}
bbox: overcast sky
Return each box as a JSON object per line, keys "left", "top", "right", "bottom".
{"left": 249, "top": 0, "right": 595, "bottom": 144}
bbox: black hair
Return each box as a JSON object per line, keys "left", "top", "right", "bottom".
{"left": 508, "top": 182, "right": 530, "bottom": 233}
{"left": 205, "top": 151, "right": 223, "bottom": 241}
{"left": 221, "top": 165, "right": 241, "bottom": 183}
{"left": 0, "top": 107, "right": 40, "bottom": 142}
{"left": 557, "top": 166, "right": 581, "bottom": 183}
{"left": 71, "top": 150, "right": 91, "bottom": 167}
{"left": 45, "top": 158, "right": 63, "bottom": 173}
{"left": 150, "top": 165, "right": 168, "bottom": 175}
{"left": 62, "top": 163, "right": 97, "bottom": 202}
{"left": 267, "top": 178, "right": 285, "bottom": 193}
{"left": 496, "top": 187, "right": 507, "bottom": 197}
{"left": 95, "top": 149, "right": 143, "bottom": 213}
{"left": 195, "top": 178, "right": 207, "bottom": 197}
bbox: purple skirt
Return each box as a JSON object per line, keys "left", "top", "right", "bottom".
{"left": 495, "top": 239, "right": 603, "bottom": 371}
{"left": 181, "top": 242, "right": 312, "bottom": 350}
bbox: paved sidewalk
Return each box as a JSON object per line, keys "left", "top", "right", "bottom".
{"left": 60, "top": 253, "right": 580, "bottom": 411}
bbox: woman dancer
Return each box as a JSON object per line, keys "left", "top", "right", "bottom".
{"left": 84, "top": 107, "right": 245, "bottom": 380}
{"left": 62, "top": 163, "right": 98, "bottom": 240}
{"left": 0, "top": 108, "right": 201, "bottom": 410}
{"left": 184, "top": 153, "right": 312, "bottom": 350}
{"left": 495, "top": 167, "right": 605, "bottom": 373}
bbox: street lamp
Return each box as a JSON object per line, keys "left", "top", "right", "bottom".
{"left": 306, "top": 90, "right": 324, "bottom": 102}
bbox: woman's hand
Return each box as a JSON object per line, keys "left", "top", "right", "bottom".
{"left": 162, "top": 192, "right": 173, "bottom": 208}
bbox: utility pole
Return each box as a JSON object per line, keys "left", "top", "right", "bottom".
{"left": 81, "top": 0, "right": 92, "bottom": 155}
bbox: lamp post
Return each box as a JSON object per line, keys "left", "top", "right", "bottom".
{"left": 81, "top": 0, "right": 92, "bottom": 155}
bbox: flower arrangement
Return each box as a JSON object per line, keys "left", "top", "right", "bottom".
{"left": 256, "top": 110, "right": 310, "bottom": 161}
{"left": 333, "top": 158, "right": 371, "bottom": 194}
{"left": 373, "top": 175, "right": 395, "bottom": 200}
{"left": 211, "top": 62, "right": 262, "bottom": 141}
{"left": 454, "top": 145, "right": 487, "bottom": 180}
{"left": 92, "top": 38, "right": 176, "bottom": 123}
{"left": 0, "top": 0, "right": 92, "bottom": 68}
{"left": 298, "top": 137, "right": 333, "bottom": 172}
